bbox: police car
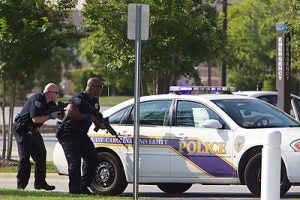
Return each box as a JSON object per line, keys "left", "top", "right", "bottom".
{"left": 53, "top": 86, "right": 300, "bottom": 197}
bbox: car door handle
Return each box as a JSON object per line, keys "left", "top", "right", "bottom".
{"left": 119, "top": 131, "right": 131, "bottom": 137}
{"left": 176, "top": 133, "right": 188, "bottom": 140}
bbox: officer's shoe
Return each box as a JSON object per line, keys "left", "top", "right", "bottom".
{"left": 34, "top": 182, "right": 55, "bottom": 191}
{"left": 81, "top": 187, "right": 94, "bottom": 195}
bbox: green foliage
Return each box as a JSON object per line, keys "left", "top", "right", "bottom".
{"left": 71, "top": 67, "right": 98, "bottom": 92}
{"left": 0, "top": 0, "right": 78, "bottom": 93}
{"left": 227, "top": 0, "right": 300, "bottom": 91}
{"left": 80, "top": 0, "right": 226, "bottom": 94}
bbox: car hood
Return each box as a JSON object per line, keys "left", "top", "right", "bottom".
{"left": 235, "top": 127, "right": 300, "bottom": 152}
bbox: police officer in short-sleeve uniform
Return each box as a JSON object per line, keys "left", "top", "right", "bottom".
{"left": 13, "top": 83, "right": 60, "bottom": 190}
{"left": 57, "top": 77, "right": 104, "bottom": 194}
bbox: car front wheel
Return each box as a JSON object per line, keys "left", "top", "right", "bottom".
{"left": 244, "top": 153, "right": 291, "bottom": 197}
{"left": 90, "top": 152, "right": 128, "bottom": 195}
{"left": 157, "top": 183, "right": 192, "bottom": 194}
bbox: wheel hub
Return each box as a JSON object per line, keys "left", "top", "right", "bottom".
{"left": 95, "top": 161, "right": 115, "bottom": 188}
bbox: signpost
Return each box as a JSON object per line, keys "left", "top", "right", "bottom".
{"left": 127, "top": 4, "right": 149, "bottom": 200}
{"left": 276, "top": 22, "right": 291, "bottom": 114}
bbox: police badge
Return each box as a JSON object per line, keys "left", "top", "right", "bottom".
{"left": 73, "top": 97, "right": 81, "bottom": 105}
{"left": 34, "top": 101, "right": 41, "bottom": 108}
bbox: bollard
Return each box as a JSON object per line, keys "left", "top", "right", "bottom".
{"left": 261, "top": 131, "right": 282, "bottom": 200}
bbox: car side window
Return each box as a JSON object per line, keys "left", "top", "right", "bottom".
{"left": 109, "top": 107, "right": 130, "bottom": 124}
{"left": 176, "top": 101, "right": 220, "bottom": 128}
{"left": 128, "top": 100, "right": 172, "bottom": 126}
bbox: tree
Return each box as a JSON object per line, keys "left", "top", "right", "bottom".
{"left": 227, "top": 0, "right": 300, "bottom": 91}
{"left": 80, "top": 0, "right": 226, "bottom": 94}
{"left": 0, "top": 0, "right": 77, "bottom": 160}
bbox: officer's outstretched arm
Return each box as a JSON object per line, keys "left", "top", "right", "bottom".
{"left": 32, "top": 112, "right": 59, "bottom": 123}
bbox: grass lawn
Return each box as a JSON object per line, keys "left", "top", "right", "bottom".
{"left": 99, "top": 96, "right": 132, "bottom": 106}
{"left": 59, "top": 96, "right": 133, "bottom": 106}
{"left": 0, "top": 188, "right": 131, "bottom": 199}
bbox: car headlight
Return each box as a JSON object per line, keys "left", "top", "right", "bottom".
{"left": 290, "top": 140, "right": 300, "bottom": 152}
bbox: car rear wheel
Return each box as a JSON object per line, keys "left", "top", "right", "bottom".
{"left": 157, "top": 183, "right": 192, "bottom": 194}
{"left": 244, "top": 153, "right": 291, "bottom": 197}
{"left": 90, "top": 152, "right": 128, "bottom": 195}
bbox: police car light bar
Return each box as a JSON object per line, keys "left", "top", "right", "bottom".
{"left": 169, "top": 86, "right": 235, "bottom": 94}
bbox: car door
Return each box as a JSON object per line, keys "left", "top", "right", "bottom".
{"left": 114, "top": 100, "right": 172, "bottom": 178}
{"left": 169, "top": 100, "right": 235, "bottom": 178}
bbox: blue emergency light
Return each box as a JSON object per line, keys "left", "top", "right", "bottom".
{"left": 169, "top": 86, "right": 234, "bottom": 94}
{"left": 169, "top": 86, "right": 193, "bottom": 94}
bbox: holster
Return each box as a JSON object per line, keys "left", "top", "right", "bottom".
{"left": 56, "top": 121, "right": 71, "bottom": 139}
{"left": 14, "top": 121, "right": 29, "bottom": 134}
{"left": 14, "top": 114, "right": 29, "bottom": 134}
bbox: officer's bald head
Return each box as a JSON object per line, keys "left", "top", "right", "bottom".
{"left": 87, "top": 78, "right": 102, "bottom": 87}
{"left": 43, "top": 83, "right": 59, "bottom": 94}
{"left": 86, "top": 77, "right": 103, "bottom": 97}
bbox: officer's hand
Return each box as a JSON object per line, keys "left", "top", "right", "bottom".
{"left": 91, "top": 116, "right": 106, "bottom": 129}
{"left": 99, "top": 123, "right": 106, "bottom": 130}
{"left": 51, "top": 112, "right": 60, "bottom": 119}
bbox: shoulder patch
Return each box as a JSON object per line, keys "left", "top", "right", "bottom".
{"left": 95, "top": 103, "right": 99, "bottom": 110}
{"left": 73, "top": 97, "right": 81, "bottom": 105}
{"left": 34, "top": 101, "right": 41, "bottom": 108}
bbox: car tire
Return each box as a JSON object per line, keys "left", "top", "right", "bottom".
{"left": 157, "top": 183, "right": 192, "bottom": 194}
{"left": 90, "top": 152, "right": 128, "bottom": 195}
{"left": 244, "top": 153, "right": 291, "bottom": 197}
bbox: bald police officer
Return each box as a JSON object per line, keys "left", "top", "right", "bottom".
{"left": 57, "top": 77, "right": 104, "bottom": 194}
{"left": 13, "top": 83, "right": 61, "bottom": 190}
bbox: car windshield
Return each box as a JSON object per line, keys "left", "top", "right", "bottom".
{"left": 212, "top": 99, "right": 300, "bottom": 128}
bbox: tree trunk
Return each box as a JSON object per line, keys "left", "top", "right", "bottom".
{"left": 6, "top": 79, "right": 17, "bottom": 160}
{"left": 1, "top": 79, "right": 7, "bottom": 160}
{"left": 155, "top": 71, "right": 158, "bottom": 95}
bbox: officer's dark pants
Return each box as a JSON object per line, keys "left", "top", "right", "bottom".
{"left": 13, "top": 125, "right": 47, "bottom": 189}
{"left": 59, "top": 134, "right": 97, "bottom": 194}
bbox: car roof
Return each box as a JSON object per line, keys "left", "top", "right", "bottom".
{"left": 233, "top": 91, "right": 277, "bottom": 97}
{"left": 233, "top": 91, "right": 300, "bottom": 100}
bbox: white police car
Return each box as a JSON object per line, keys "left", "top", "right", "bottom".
{"left": 53, "top": 86, "right": 300, "bottom": 197}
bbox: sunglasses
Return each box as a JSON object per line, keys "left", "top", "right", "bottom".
{"left": 90, "top": 84, "right": 104, "bottom": 89}
{"left": 49, "top": 91, "right": 59, "bottom": 94}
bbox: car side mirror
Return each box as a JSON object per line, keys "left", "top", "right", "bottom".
{"left": 202, "top": 119, "right": 222, "bottom": 129}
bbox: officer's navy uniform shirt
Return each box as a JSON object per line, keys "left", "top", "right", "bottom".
{"left": 69, "top": 92, "right": 100, "bottom": 135}
{"left": 19, "top": 93, "right": 56, "bottom": 128}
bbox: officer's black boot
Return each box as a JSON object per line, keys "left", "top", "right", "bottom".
{"left": 81, "top": 187, "right": 94, "bottom": 195}
{"left": 34, "top": 182, "right": 55, "bottom": 191}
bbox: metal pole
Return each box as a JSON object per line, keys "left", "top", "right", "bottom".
{"left": 221, "top": 0, "right": 227, "bottom": 86}
{"left": 133, "top": 4, "right": 142, "bottom": 200}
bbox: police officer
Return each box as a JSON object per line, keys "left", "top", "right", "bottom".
{"left": 13, "top": 83, "right": 61, "bottom": 190}
{"left": 58, "top": 77, "right": 104, "bottom": 194}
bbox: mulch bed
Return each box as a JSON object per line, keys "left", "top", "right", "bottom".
{"left": 0, "top": 125, "right": 57, "bottom": 134}
{"left": 0, "top": 159, "right": 18, "bottom": 167}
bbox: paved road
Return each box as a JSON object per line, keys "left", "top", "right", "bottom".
{"left": 1, "top": 133, "right": 300, "bottom": 199}
{"left": 1, "top": 173, "right": 300, "bottom": 199}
